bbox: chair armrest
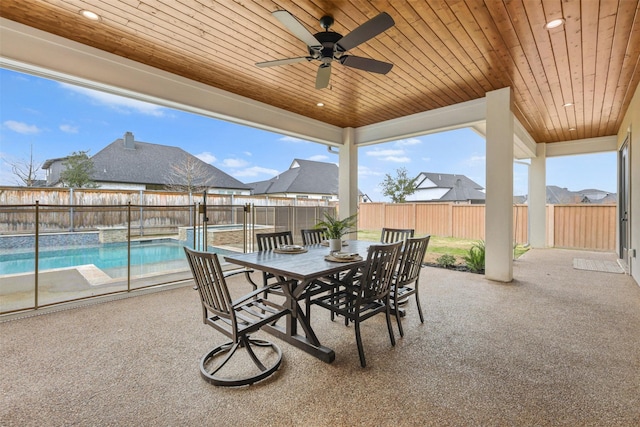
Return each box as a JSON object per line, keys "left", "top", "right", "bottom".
{"left": 225, "top": 267, "right": 259, "bottom": 289}
{"left": 223, "top": 267, "right": 255, "bottom": 278}
{"left": 231, "top": 280, "right": 290, "bottom": 306}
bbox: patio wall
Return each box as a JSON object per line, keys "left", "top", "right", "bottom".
{"left": 358, "top": 202, "right": 616, "bottom": 251}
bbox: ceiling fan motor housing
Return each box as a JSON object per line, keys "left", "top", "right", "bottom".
{"left": 310, "top": 31, "right": 343, "bottom": 60}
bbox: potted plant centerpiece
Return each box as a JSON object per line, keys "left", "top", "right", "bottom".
{"left": 315, "top": 211, "right": 357, "bottom": 253}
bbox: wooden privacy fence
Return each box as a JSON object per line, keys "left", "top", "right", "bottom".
{"left": 0, "top": 187, "right": 338, "bottom": 207}
{"left": 358, "top": 202, "right": 616, "bottom": 251}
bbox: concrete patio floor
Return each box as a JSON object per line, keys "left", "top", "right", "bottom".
{"left": 1, "top": 248, "right": 639, "bottom": 426}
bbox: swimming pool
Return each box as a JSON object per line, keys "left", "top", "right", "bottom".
{"left": 0, "top": 240, "right": 233, "bottom": 278}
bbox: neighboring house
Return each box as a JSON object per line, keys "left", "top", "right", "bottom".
{"left": 247, "top": 159, "right": 355, "bottom": 201}
{"left": 520, "top": 185, "right": 617, "bottom": 204}
{"left": 42, "top": 132, "right": 250, "bottom": 194}
{"left": 406, "top": 172, "right": 486, "bottom": 204}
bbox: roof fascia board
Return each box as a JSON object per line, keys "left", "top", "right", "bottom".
{"left": 545, "top": 136, "right": 617, "bottom": 157}
{"left": 514, "top": 119, "right": 537, "bottom": 158}
{"left": 470, "top": 118, "right": 537, "bottom": 159}
{"left": 0, "top": 18, "right": 342, "bottom": 145}
{"left": 354, "top": 98, "right": 486, "bottom": 146}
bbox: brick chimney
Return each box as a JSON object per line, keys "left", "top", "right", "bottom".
{"left": 123, "top": 131, "right": 135, "bottom": 149}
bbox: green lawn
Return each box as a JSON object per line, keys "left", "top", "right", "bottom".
{"left": 356, "top": 229, "right": 529, "bottom": 265}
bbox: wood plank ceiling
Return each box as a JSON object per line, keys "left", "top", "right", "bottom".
{"left": 1, "top": 0, "right": 639, "bottom": 145}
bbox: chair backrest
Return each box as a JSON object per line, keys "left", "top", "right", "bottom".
{"left": 256, "top": 231, "right": 293, "bottom": 251}
{"left": 358, "top": 241, "right": 402, "bottom": 301}
{"left": 183, "top": 247, "right": 235, "bottom": 330}
{"left": 396, "top": 235, "right": 430, "bottom": 286}
{"left": 300, "top": 228, "right": 327, "bottom": 245}
{"left": 380, "top": 228, "right": 415, "bottom": 243}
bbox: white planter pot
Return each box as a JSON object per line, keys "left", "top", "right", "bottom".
{"left": 328, "top": 238, "right": 342, "bottom": 253}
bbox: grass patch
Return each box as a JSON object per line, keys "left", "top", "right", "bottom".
{"left": 357, "top": 229, "right": 529, "bottom": 265}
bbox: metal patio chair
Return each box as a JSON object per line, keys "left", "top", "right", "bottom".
{"left": 380, "top": 227, "right": 415, "bottom": 243}
{"left": 300, "top": 227, "right": 328, "bottom": 245}
{"left": 255, "top": 230, "right": 294, "bottom": 297}
{"left": 392, "top": 235, "right": 430, "bottom": 337}
{"left": 312, "top": 241, "right": 402, "bottom": 367}
{"left": 184, "top": 247, "right": 289, "bottom": 386}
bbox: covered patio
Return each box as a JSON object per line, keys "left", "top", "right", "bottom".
{"left": 1, "top": 2, "right": 639, "bottom": 424}
{"left": 2, "top": 248, "right": 639, "bottom": 425}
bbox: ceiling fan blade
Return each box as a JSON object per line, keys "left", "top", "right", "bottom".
{"left": 340, "top": 56, "right": 393, "bottom": 74}
{"left": 316, "top": 64, "right": 332, "bottom": 89}
{"left": 256, "top": 57, "right": 310, "bottom": 68}
{"left": 272, "top": 10, "right": 322, "bottom": 49}
{"left": 335, "top": 12, "right": 395, "bottom": 52}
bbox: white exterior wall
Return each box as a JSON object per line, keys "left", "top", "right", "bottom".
{"left": 406, "top": 188, "right": 450, "bottom": 201}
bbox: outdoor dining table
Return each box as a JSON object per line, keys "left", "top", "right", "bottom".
{"left": 224, "top": 239, "right": 371, "bottom": 363}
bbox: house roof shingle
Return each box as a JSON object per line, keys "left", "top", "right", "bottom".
{"left": 88, "top": 133, "right": 249, "bottom": 189}
{"left": 414, "top": 172, "right": 486, "bottom": 202}
{"left": 248, "top": 159, "right": 339, "bottom": 195}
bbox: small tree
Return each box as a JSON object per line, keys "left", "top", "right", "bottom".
{"left": 60, "top": 150, "right": 98, "bottom": 188}
{"left": 165, "top": 154, "right": 213, "bottom": 194}
{"left": 9, "top": 144, "right": 43, "bottom": 187}
{"left": 379, "top": 167, "right": 417, "bottom": 203}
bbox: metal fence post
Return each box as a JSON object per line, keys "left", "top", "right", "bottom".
{"left": 35, "top": 200, "right": 39, "bottom": 309}
{"left": 69, "top": 188, "right": 74, "bottom": 232}
{"left": 127, "top": 201, "right": 131, "bottom": 292}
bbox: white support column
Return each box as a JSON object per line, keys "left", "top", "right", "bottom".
{"left": 485, "top": 88, "right": 514, "bottom": 282}
{"left": 339, "top": 127, "right": 358, "bottom": 225}
{"left": 529, "top": 143, "right": 547, "bottom": 248}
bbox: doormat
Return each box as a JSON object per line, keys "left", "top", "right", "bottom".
{"left": 573, "top": 258, "right": 624, "bottom": 274}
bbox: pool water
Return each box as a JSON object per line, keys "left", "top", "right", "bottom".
{"left": 0, "top": 240, "right": 232, "bottom": 278}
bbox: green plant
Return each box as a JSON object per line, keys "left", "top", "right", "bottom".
{"left": 315, "top": 211, "right": 357, "bottom": 239}
{"left": 436, "top": 254, "right": 456, "bottom": 269}
{"left": 464, "top": 240, "right": 486, "bottom": 273}
{"left": 379, "top": 167, "right": 418, "bottom": 203}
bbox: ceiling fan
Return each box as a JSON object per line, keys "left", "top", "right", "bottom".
{"left": 256, "top": 10, "right": 395, "bottom": 89}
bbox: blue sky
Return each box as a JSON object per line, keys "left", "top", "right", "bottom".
{"left": 0, "top": 68, "right": 617, "bottom": 200}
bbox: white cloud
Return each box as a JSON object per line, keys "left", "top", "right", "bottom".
{"left": 233, "top": 166, "right": 279, "bottom": 178}
{"left": 463, "top": 155, "right": 486, "bottom": 166}
{"left": 366, "top": 149, "right": 405, "bottom": 157}
{"left": 385, "top": 156, "right": 411, "bottom": 163}
{"left": 195, "top": 152, "right": 217, "bottom": 164}
{"left": 307, "top": 154, "right": 329, "bottom": 162}
{"left": 222, "top": 158, "right": 249, "bottom": 168}
{"left": 396, "top": 138, "right": 422, "bottom": 146}
{"left": 60, "top": 83, "right": 166, "bottom": 117}
{"left": 59, "top": 124, "right": 79, "bottom": 134}
{"left": 3, "top": 120, "right": 41, "bottom": 134}
{"left": 358, "top": 165, "right": 384, "bottom": 177}
{"left": 243, "top": 151, "right": 252, "bottom": 156}
{"left": 421, "top": 157, "right": 431, "bottom": 162}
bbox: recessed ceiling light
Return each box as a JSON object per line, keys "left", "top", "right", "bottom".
{"left": 80, "top": 9, "right": 101, "bottom": 21}
{"left": 569, "top": 127, "right": 576, "bottom": 131}
{"left": 563, "top": 102, "right": 574, "bottom": 107}
{"left": 544, "top": 18, "right": 565, "bottom": 30}
{"left": 316, "top": 102, "right": 324, "bottom": 107}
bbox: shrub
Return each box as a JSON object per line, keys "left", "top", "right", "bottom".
{"left": 436, "top": 254, "right": 456, "bottom": 269}
{"left": 464, "top": 240, "right": 486, "bottom": 273}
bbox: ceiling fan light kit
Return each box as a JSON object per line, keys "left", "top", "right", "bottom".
{"left": 256, "top": 10, "right": 395, "bottom": 89}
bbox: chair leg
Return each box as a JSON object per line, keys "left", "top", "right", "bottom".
{"left": 415, "top": 291, "right": 424, "bottom": 323}
{"left": 385, "top": 299, "right": 396, "bottom": 347}
{"left": 243, "top": 270, "right": 258, "bottom": 291}
{"left": 262, "top": 272, "right": 269, "bottom": 299}
{"left": 395, "top": 295, "right": 405, "bottom": 337}
{"left": 354, "top": 318, "right": 366, "bottom": 368}
{"left": 200, "top": 336, "right": 283, "bottom": 387}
